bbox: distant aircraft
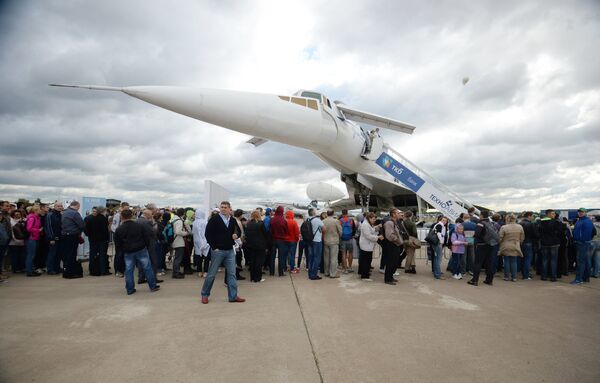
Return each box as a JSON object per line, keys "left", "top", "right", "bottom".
{"left": 50, "top": 84, "right": 474, "bottom": 218}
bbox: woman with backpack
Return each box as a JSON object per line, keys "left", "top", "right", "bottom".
{"left": 9, "top": 210, "right": 26, "bottom": 273}
{"left": 25, "top": 205, "right": 42, "bottom": 277}
{"left": 358, "top": 212, "right": 383, "bottom": 280}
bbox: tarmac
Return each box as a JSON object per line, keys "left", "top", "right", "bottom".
{"left": 1, "top": 255, "right": 599, "bottom": 383}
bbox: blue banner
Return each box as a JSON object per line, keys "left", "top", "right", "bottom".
{"left": 376, "top": 153, "right": 425, "bottom": 193}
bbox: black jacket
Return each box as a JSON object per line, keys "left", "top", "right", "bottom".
{"left": 245, "top": 220, "right": 268, "bottom": 250}
{"left": 205, "top": 214, "right": 238, "bottom": 251}
{"left": 114, "top": 220, "right": 151, "bottom": 254}
{"left": 85, "top": 214, "right": 110, "bottom": 242}
{"left": 538, "top": 218, "right": 562, "bottom": 247}
{"left": 519, "top": 218, "right": 538, "bottom": 242}
{"left": 45, "top": 210, "right": 62, "bottom": 241}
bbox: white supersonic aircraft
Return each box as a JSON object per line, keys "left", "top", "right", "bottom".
{"left": 50, "top": 84, "right": 474, "bottom": 219}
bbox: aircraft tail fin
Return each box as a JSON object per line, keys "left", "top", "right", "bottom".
{"left": 49, "top": 84, "right": 123, "bottom": 92}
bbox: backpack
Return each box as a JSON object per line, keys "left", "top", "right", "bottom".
{"left": 340, "top": 217, "right": 354, "bottom": 240}
{"left": 300, "top": 217, "right": 315, "bottom": 242}
{"left": 162, "top": 219, "right": 177, "bottom": 245}
{"left": 425, "top": 225, "right": 440, "bottom": 246}
{"left": 481, "top": 221, "right": 500, "bottom": 245}
{"left": 13, "top": 221, "right": 28, "bottom": 240}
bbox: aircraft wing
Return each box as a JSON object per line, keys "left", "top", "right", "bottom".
{"left": 334, "top": 103, "right": 416, "bottom": 134}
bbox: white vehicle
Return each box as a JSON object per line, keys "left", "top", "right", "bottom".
{"left": 50, "top": 84, "right": 474, "bottom": 219}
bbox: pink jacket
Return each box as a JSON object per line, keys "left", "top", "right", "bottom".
{"left": 26, "top": 213, "right": 42, "bottom": 241}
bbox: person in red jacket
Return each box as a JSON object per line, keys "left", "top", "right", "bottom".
{"left": 269, "top": 206, "right": 288, "bottom": 276}
{"left": 284, "top": 210, "right": 300, "bottom": 273}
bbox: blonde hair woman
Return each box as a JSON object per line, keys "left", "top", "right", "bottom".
{"left": 499, "top": 214, "right": 525, "bottom": 282}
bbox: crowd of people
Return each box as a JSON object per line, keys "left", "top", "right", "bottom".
{"left": 0, "top": 199, "right": 599, "bottom": 301}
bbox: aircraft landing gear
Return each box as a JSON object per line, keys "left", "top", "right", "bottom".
{"left": 359, "top": 192, "right": 371, "bottom": 213}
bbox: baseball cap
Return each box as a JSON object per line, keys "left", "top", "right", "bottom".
{"left": 577, "top": 207, "right": 587, "bottom": 213}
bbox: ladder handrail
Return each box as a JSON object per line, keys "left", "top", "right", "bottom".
{"left": 382, "top": 144, "right": 475, "bottom": 209}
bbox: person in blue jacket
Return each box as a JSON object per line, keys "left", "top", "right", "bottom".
{"left": 571, "top": 208, "right": 595, "bottom": 284}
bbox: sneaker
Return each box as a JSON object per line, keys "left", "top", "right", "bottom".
{"left": 259, "top": 278, "right": 265, "bottom": 282}
{"left": 115, "top": 272, "right": 124, "bottom": 278}
{"left": 361, "top": 278, "right": 373, "bottom": 281}
{"left": 393, "top": 271, "right": 400, "bottom": 276}
{"left": 452, "top": 274, "right": 459, "bottom": 280}
{"left": 158, "top": 271, "right": 166, "bottom": 276}
{"left": 202, "top": 272, "right": 208, "bottom": 278}
{"left": 347, "top": 268, "right": 354, "bottom": 273}
{"left": 457, "top": 273, "right": 463, "bottom": 280}
{"left": 503, "top": 277, "right": 510, "bottom": 281}
{"left": 570, "top": 280, "right": 583, "bottom": 285}
{"left": 342, "top": 269, "right": 349, "bottom": 274}
{"left": 378, "top": 268, "right": 385, "bottom": 274}
{"left": 511, "top": 278, "right": 517, "bottom": 282}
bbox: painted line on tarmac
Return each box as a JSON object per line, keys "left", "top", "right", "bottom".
{"left": 289, "top": 274, "right": 325, "bottom": 383}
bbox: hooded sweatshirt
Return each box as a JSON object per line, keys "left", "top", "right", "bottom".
{"left": 284, "top": 210, "right": 300, "bottom": 243}
{"left": 270, "top": 206, "right": 288, "bottom": 241}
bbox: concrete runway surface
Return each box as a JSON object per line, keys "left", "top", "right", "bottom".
{"left": 1, "top": 258, "right": 599, "bottom": 383}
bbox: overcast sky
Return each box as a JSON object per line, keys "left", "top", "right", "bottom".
{"left": 0, "top": 0, "right": 599, "bottom": 211}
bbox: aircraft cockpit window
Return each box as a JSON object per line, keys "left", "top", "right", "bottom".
{"left": 307, "top": 99, "right": 318, "bottom": 110}
{"left": 300, "top": 91, "right": 322, "bottom": 101}
{"left": 278, "top": 96, "right": 290, "bottom": 101}
{"left": 291, "top": 97, "right": 307, "bottom": 107}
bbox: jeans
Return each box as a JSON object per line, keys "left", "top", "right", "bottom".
{"left": 450, "top": 252, "right": 463, "bottom": 275}
{"left": 46, "top": 241, "right": 60, "bottom": 273}
{"left": 273, "top": 240, "right": 288, "bottom": 275}
{"left": 323, "top": 243, "right": 339, "bottom": 277}
{"left": 521, "top": 241, "right": 533, "bottom": 279}
{"left": 540, "top": 246, "right": 559, "bottom": 279}
{"left": 124, "top": 248, "right": 157, "bottom": 293}
{"left": 504, "top": 256, "right": 518, "bottom": 280}
{"left": 201, "top": 249, "right": 238, "bottom": 301}
{"left": 9, "top": 245, "right": 25, "bottom": 272}
{"left": 590, "top": 241, "right": 600, "bottom": 277}
{"left": 25, "top": 239, "right": 38, "bottom": 273}
{"left": 286, "top": 241, "right": 297, "bottom": 271}
{"left": 574, "top": 241, "right": 591, "bottom": 282}
{"left": 308, "top": 241, "right": 322, "bottom": 279}
{"left": 433, "top": 244, "right": 443, "bottom": 278}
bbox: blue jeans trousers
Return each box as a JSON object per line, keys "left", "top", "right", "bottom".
{"left": 25, "top": 239, "right": 38, "bottom": 273}
{"left": 46, "top": 241, "right": 61, "bottom": 273}
{"left": 574, "top": 241, "right": 591, "bottom": 282}
{"left": 201, "top": 249, "right": 238, "bottom": 301}
{"left": 590, "top": 241, "right": 600, "bottom": 277}
{"left": 433, "top": 244, "right": 443, "bottom": 278}
{"left": 450, "top": 253, "right": 463, "bottom": 275}
{"left": 272, "top": 240, "right": 288, "bottom": 275}
{"left": 521, "top": 241, "right": 533, "bottom": 279}
{"left": 308, "top": 241, "right": 323, "bottom": 279}
{"left": 504, "top": 256, "right": 518, "bottom": 280}
{"left": 124, "top": 248, "right": 157, "bottom": 293}
{"left": 286, "top": 241, "right": 297, "bottom": 270}
{"left": 541, "top": 246, "right": 559, "bottom": 279}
